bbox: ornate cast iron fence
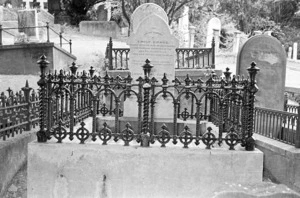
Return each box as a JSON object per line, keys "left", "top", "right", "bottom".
{"left": 36, "top": 55, "right": 259, "bottom": 151}
{"left": 254, "top": 106, "right": 300, "bottom": 147}
{"left": 0, "top": 81, "right": 39, "bottom": 141}
{"left": 105, "top": 37, "right": 215, "bottom": 70}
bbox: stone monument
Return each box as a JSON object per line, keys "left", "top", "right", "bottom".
{"left": 206, "top": 17, "right": 221, "bottom": 48}
{"left": 126, "top": 3, "right": 178, "bottom": 120}
{"left": 236, "top": 34, "right": 286, "bottom": 111}
{"left": 17, "top": 9, "right": 39, "bottom": 41}
{"left": 130, "top": 3, "right": 168, "bottom": 34}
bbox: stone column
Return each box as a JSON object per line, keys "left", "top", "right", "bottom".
{"left": 232, "top": 31, "right": 241, "bottom": 54}
{"left": 213, "top": 28, "right": 220, "bottom": 53}
{"left": 288, "top": 46, "right": 292, "bottom": 59}
{"left": 189, "top": 26, "right": 196, "bottom": 48}
{"left": 293, "top": 42, "right": 298, "bottom": 60}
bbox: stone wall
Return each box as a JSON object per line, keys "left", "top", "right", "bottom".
{"left": 0, "top": 131, "right": 36, "bottom": 197}
{"left": 254, "top": 134, "right": 300, "bottom": 193}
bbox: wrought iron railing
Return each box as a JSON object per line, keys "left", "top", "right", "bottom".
{"left": 105, "top": 37, "right": 215, "bottom": 70}
{"left": 286, "top": 104, "right": 299, "bottom": 114}
{"left": 36, "top": 55, "right": 259, "bottom": 151}
{"left": 0, "top": 81, "right": 39, "bottom": 141}
{"left": 0, "top": 22, "right": 72, "bottom": 53}
{"left": 254, "top": 106, "right": 300, "bottom": 146}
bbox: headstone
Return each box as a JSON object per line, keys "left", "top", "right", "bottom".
{"left": 206, "top": 17, "right": 221, "bottom": 48}
{"left": 18, "top": 9, "right": 39, "bottom": 41}
{"left": 236, "top": 35, "right": 286, "bottom": 111}
{"left": 178, "top": 6, "right": 189, "bottom": 47}
{"left": 130, "top": 3, "right": 168, "bottom": 34}
{"left": 126, "top": 3, "right": 178, "bottom": 119}
{"left": 96, "top": 4, "right": 107, "bottom": 21}
{"left": 128, "top": 14, "right": 178, "bottom": 81}
{"left": 293, "top": 42, "right": 298, "bottom": 60}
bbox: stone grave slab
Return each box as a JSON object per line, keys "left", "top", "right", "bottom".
{"left": 236, "top": 35, "right": 286, "bottom": 111}
{"left": 130, "top": 3, "right": 168, "bottom": 34}
{"left": 206, "top": 17, "right": 221, "bottom": 48}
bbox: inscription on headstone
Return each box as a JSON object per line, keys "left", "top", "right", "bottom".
{"left": 128, "top": 14, "right": 178, "bottom": 81}
{"left": 236, "top": 35, "right": 286, "bottom": 110}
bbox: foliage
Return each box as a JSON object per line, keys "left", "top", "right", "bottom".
{"left": 61, "top": 0, "right": 105, "bottom": 25}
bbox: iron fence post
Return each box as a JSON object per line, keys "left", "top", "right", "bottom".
{"left": 46, "top": 22, "right": 50, "bottom": 42}
{"left": 246, "top": 62, "right": 260, "bottom": 151}
{"left": 295, "top": 103, "right": 300, "bottom": 148}
{"left": 0, "top": 25, "right": 2, "bottom": 45}
{"left": 141, "top": 59, "right": 153, "bottom": 147}
{"left": 22, "top": 80, "right": 33, "bottom": 131}
{"left": 37, "top": 55, "right": 49, "bottom": 142}
{"left": 69, "top": 39, "right": 72, "bottom": 54}
{"left": 109, "top": 37, "right": 113, "bottom": 70}
{"left": 211, "top": 37, "right": 215, "bottom": 69}
{"left": 59, "top": 32, "right": 62, "bottom": 47}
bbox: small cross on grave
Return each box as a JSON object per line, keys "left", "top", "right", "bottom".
{"left": 23, "top": 0, "right": 33, "bottom": 9}
{"left": 36, "top": 0, "right": 48, "bottom": 9}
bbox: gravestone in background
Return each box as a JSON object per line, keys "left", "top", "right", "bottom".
{"left": 130, "top": 3, "right": 168, "bottom": 34}
{"left": 96, "top": 4, "right": 107, "bottom": 21}
{"left": 236, "top": 34, "right": 287, "bottom": 111}
{"left": 206, "top": 17, "right": 221, "bottom": 48}
{"left": 17, "top": 9, "right": 39, "bottom": 41}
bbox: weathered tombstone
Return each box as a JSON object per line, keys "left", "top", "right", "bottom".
{"left": 236, "top": 35, "right": 286, "bottom": 111}
{"left": 96, "top": 4, "right": 107, "bottom": 21}
{"left": 126, "top": 3, "right": 178, "bottom": 119}
{"left": 18, "top": 9, "right": 39, "bottom": 41}
{"left": 206, "top": 17, "right": 221, "bottom": 48}
{"left": 130, "top": 3, "right": 168, "bottom": 34}
{"left": 36, "top": 0, "right": 48, "bottom": 9}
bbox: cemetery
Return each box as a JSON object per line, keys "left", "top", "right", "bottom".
{"left": 0, "top": 0, "right": 300, "bottom": 198}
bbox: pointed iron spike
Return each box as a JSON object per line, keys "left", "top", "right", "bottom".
{"left": 207, "top": 126, "right": 212, "bottom": 132}
{"left": 80, "top": 122, "right": 85, "bottom": 126}
{"left": 103, "top": 122, "right": 108, "bottom": 127}
{"left": 25, "top": 80, "right": 29, "bottom": 87}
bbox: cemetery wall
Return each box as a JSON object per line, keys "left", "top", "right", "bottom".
{"left": 0, "top": 42, "right": 76, "bottom": 75}
{"left": 0, "top": 131, "right": 36, "bottom": 197}
{"left": 254, "top": 134, "right": 300, "bottom": 193}
{"left": 79, "top": 21, "right": 120, "bottom": 39}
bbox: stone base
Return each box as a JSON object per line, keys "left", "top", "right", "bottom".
{"left": 28, "top": 142, "right": 263, "bottom": 198}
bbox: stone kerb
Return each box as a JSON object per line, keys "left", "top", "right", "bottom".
{"left": 206, "top": 17, "right": 221, "bottom": 48}
{"left": 236, "top": 34, "right": 286, "bottom": 111}
{"left": 130, "top": 3, "right": 168, "bottom": 34}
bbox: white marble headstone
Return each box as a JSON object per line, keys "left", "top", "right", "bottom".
{"left": 206, "top": 17, "right": 221, "bottom": 48}
{"left": 17, "top": 9, "right": 39, "bottom": 41}
{"left": 130, "top": 3, "right": 168, "bottom": 34}
{"left": 128, "top": 14, "right": 178, "bottom": 81}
